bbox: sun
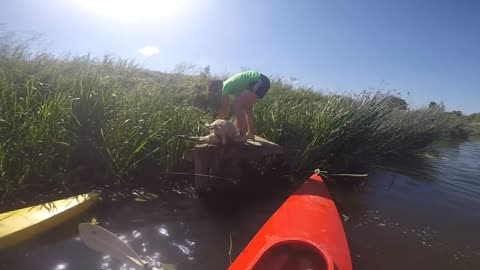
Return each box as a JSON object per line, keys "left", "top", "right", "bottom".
{"left": 75, "top": 0, "right": 191, "bottom": 22}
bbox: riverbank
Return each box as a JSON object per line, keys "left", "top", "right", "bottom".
{"left": 0, "top": 33, "right": 470, "bottom": 207}
{"left": 467, "top": 122, "right": 480, "bottom": 136}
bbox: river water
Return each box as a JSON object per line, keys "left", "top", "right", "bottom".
{"left": 2, "top": 139, "right": 480, "bottom": 270}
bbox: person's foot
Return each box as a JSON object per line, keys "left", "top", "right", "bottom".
{"left": 246, "top": 132, "right": 255, "bottom": 140}
{"left": 234, "top": 135, "right": 247, "bottom": 143}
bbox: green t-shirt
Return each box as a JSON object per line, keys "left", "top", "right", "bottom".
{"left": 222, "top": 71, "right": 260, "bottom": 97}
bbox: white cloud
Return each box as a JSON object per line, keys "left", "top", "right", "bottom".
{"left": 138, "top": 45, "right": 159, "bottom": 57}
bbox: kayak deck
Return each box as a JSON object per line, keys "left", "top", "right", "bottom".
{"left": 229, "top": 174, "right": 352, "bottom": 270}
{"left": 0, "top": 191, "right": 99, "bottom": 249}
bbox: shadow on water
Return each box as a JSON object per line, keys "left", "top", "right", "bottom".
{"left": 2, "top": 139, "right": 480, "bottom": 270}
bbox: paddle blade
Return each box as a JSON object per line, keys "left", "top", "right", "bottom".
{"left": 78, "top": 223, "right": 145, "bottom": 270}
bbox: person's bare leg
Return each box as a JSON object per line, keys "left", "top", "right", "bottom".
{"left": 232, "top": 115, "right": 239, "bottom": 132}
{"left": 242, "top": 91, "right": 258, "bottom": 139}
{"left": 233, "top": 97, "right": 247, "bottom": 142}
{"left": 245, "top": 105, "right": 255, "bottom": 140}
{"left": 233, "top": 90, "right": 258, "bottom": 142}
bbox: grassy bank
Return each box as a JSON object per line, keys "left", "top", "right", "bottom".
{"left": 467, "top": 122, "right": 480, "bottom": 136}
{"left": 0, "top": 33, "right": 467, "bottom": 205}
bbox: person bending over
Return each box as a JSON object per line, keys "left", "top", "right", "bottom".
{"left": 211, "top": 70, "right": 271, "bottom": 142}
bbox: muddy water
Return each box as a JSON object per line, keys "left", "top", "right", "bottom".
{"left": 1, "top": 139, "right": 480, "bottom": 270}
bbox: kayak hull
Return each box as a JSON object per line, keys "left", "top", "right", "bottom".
{"left": 229, "top": 174, "right": 352, "bottom": 270}
{"left": 0, "top": 191, "right": 100, "bottom": 249}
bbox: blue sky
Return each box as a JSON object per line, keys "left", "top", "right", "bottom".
{"left": 1, "top": 0, "right": 479, "bottom": 113}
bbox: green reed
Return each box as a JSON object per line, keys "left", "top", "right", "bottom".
{"left": 0, "top": 31, "right": 467, "bottom": 202}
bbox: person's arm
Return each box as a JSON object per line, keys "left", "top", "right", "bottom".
{"left": 245, "top": 105, "right": 255, "bottom": 140}
{"left": 217, "top": 94, "right": 230, "bottom": 119}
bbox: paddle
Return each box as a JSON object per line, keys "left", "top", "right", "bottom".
{"left": 78, "top": 223, "right": 153, "bottom": 270}
{"left": 315, "top": 169, "right": 368, "bottom": 179}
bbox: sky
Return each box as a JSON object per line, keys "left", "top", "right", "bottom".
{"left": 1, "top": 0, "right": 479, "bottom": 113}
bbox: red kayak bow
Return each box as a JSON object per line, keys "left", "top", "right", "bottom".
{"left": 229, "top": 173, "right": 352, "bottom": 270}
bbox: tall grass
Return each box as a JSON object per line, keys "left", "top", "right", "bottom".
{"left": 0, "top": 31, "right": 467, "bottom": 203}
{"left": 254, "top": 82, "right": 462, "bottom": 173}
{"left": 467, "top": 122, "right": 480, "bottom": 136}
{"left": 0, "top": 33, "right": 209, "bottom": 202}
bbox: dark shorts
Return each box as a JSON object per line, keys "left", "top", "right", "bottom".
{"left": 247, "top": 74, "right": 271, "bottom": 98}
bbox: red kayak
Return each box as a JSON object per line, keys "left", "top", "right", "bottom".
{"left": 229, "top": 173, "right": 352, "bottom": 270}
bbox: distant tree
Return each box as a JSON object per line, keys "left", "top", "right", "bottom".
{"left": 200, "top": 65, "right": 211, "bottom": 77}
{"left": 451, "top": 110, "right": 463, "bottom": 117}
{"left": 198, "top": 65, "right": 211, "bottom": 86}
{"left": 173, "top": 62, "right": 196, "bottom": 74}
{"left": 386, "top": 95, "right": 408, "bottom": 110}
{"left": 428, "top": 101, "right": 446, "bottom": 112}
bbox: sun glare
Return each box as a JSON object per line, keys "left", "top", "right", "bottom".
{"left": 75, "top": 0, "right": 191, "bottom": 22}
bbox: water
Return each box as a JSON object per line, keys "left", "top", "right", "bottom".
{"left": 339, "top": 139, "right": 480, "bottom": 270}
{"left": 2, "top": 139, "right": 480, "bottom": 270}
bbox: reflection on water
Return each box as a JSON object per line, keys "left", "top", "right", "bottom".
{"left": 54, "top": 263, "right": 68, "bottom": 270}
{"left": 158, "top": 226, "right": 169, "bottom": 237}
{"left": 1, "top": 140, "right": 480, "bottom": 270}
{"left": 337, "top": 139, "right": 480, "bottom": 270}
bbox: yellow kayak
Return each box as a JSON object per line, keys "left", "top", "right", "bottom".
{"left": 0, "top": 191, "right": 100, "bottom": 249}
